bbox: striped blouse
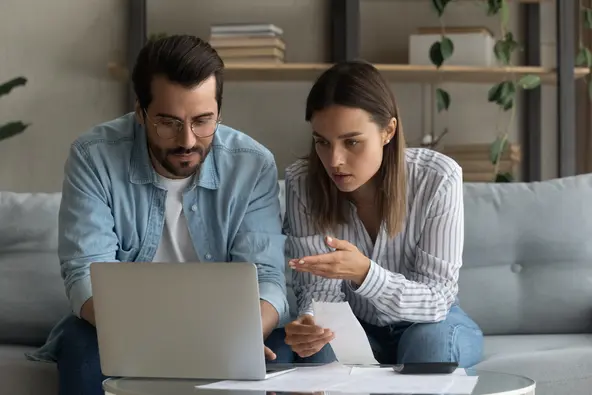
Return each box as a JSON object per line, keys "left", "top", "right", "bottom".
{"left": 283, "top": 148, "right": 464, "bottom": 326}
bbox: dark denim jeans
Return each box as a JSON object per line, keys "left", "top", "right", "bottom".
{"left": 56, "top": 316, "right": 335, "bottom": 395}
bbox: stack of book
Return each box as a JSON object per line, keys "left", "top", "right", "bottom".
{"left": 208, "top": 23, "right": 285, "bottom": 64}
{"left": 441, "top": 143, "right": 522, "bottom": 182}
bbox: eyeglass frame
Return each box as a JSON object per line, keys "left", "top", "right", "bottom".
{"left": 142, "top": 109, "right": 221, "bottom": 140}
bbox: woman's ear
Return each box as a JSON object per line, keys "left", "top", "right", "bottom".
{"left": 384, "top": 117, "right": 397, "bottom": 145}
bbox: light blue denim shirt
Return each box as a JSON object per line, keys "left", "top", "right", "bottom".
{"left": 27, "top": 112, "right": 289, "bottom": 362}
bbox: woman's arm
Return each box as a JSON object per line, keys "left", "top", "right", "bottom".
{"left": 348, "top": 169, "right": 464, "bottom": 323}
{"left": 284, "top": 165, "right": 345, "bottom": 317}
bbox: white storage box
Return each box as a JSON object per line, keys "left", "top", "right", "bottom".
{"left": 409, "top": 27, "right": 497, "bottom": 67}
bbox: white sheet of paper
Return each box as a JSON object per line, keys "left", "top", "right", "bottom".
{"left": 197, "top": 364, "right": 480, "bottom": 394}
{"left": 312, "top": 300, "right": 378, "bottom": 365}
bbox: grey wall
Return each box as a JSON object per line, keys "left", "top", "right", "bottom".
{"left": 0, "top": 0, "right": 559, "bottom": 192}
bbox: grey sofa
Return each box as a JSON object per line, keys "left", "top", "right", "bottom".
{"left": 2, "top": 173, "right": 592, "bottom": 395}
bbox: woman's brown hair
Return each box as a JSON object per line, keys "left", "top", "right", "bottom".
{"left": 304, "top": 60, "right": 407, "bottom": 238}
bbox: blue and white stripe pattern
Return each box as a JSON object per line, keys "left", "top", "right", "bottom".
{"left": 283, "top": 148, "right": 464, "bottom": 326}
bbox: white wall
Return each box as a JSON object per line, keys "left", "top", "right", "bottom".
{"left": 0, "top": 0, "right": 559, "bottom": 192}
{"left": 0, "top": 0, "right": 127, "bottom": 192}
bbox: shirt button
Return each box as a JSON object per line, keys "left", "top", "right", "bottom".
{"left": 191, "top": 204, "right": 197, "bottom": 212}
{"left": 205, "top": 253, "right": 212, "bottom": 260}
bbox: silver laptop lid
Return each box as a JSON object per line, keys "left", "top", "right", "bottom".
{"left": 91, "top": 262, "right": 267, "bottom": 380}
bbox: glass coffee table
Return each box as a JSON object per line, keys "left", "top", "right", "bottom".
{"left": 103, "top": 367, "right": 535, "bottom": 395}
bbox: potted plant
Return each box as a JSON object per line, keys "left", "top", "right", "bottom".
{"left": 427, "top": 0, "right": 542, "bottom": 182}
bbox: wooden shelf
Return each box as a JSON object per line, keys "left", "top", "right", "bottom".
{"left": 223, "top": 63, "right": 589, "bottom": 84}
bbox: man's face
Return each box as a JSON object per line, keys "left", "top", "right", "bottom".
{"left": 137, "top": 75, "right": 219, "bottom": 179}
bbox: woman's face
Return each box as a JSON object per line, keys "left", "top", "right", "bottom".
{"left": 310, "top": 105, "right": 395, "bottom": 193}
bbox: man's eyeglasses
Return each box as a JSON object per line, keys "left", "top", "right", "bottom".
{"left": 143, "top": 110, "right": 220, "bottom": 139}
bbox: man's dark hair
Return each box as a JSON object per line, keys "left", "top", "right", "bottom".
{"left": 132, "top": 34, "right": 224, "bottom": 112}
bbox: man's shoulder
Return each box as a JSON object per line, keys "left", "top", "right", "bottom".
{"left": 71, "top": 113, "right": 135, "bottom": 159}
{"left": 212, "top": 124, "right": 275, "bottom": 165}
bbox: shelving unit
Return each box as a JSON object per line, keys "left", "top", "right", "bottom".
{"left": 126, "top": 0, "right": 580, "bottom": 181}
{"left": 221, "top": 63, "right": 588, "bottom": 84}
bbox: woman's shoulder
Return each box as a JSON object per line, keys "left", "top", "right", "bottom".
{"left": 284, "top": 158, "right": 310, "bottom": 188}
{"left": 404, "top": 147, "right": 462, "bottom": 183}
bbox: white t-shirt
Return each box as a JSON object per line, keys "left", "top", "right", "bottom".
{"left": 152, "top": 175, "right": 199, "bottom": 263}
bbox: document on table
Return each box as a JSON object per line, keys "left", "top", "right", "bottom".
{"left": 197, "top": 364, "right": 480, "bottom": 394}
{"left": 312, "top": 300, "right": 378, "bottom": 365}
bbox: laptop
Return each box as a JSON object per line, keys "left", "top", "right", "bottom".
{"left": 90, "top": 261, "right": 295, "bottom": 380}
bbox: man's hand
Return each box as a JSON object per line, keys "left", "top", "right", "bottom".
{"left": 260, "top": 300, "right": 279, "bottom": 360}
{"left": 264, "top": 346, "right": 276, "bottom": 361}
{"left": 80, "top": 297, "right": 96, "bottom": 326}
{"left": 289, "top": 236, "right": 371, "bottom": 285}
{"left": 284, "top": 315, "right": 334, "bottom": 358}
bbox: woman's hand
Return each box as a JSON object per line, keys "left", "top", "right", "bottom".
{"left": 289, "top": 236, "right": 371, "bottom": 286}
{"left": 285, "top": 315, "right": 334, "bottom": 358}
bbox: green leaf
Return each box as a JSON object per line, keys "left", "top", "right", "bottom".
{"left": 501, "top": 96, "right": 514, "bottom": 111}
{"left": 584, "top": 8, "right": 592, "bottom": 29}
{"left": 0, "top": 77, "right": 27, "bottom": 98}
{"left": 495, "top": 172, "right": 513, "bottom": 182}
{"left": 440, "top": 36, "right": 454, "bottom": 61}
{"left": 435, "top": 88, "right": 451, "bottom": 112}
{"left": 493, "top": 33, "right": 520, "bottom": 66}
{"left": 494, "top": 40, "right": 511, "bottom": 65}
{"left": 430, "top": 42, "right": 444, "bottom": 67}
{"left": 432, "top": 0, "right": 452, "bottom": 17}
{"left": 488, "top": 82, "right": 504, "bottom": 103}
{"left": 486, "top": 0, "right": 503, "bottom": 15}
{"left": 517, "top": 75, "right": 541, "bottom": 90}
{"left": 488, "top": 81, "right": 515, "bottom": 110}
{"left": 499, "top": 81, "right": 516, "bottom": 111}
{"left": 576, "top": 47, "right": 592, "bottom": 68}
{"left": 490, "top": 137, "right": 508, "bottom": 164}
{"left": 430, "top": 37, "right": 454, "bottom": 68}
{"left": 0, "top": 121, "right": 28, "bottom": 141}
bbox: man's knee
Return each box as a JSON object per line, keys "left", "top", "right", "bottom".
{"left": 397, "top": 313, "right": 483, "bottom": 368}
{"left": 57, "top": 315, "right": 106, "bottom": 395}
{"left": 265, "top": 328, "right": 294, "bottom": 364}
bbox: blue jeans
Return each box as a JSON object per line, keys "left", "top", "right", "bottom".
{"left": 55, "top": 316, "right": 314, "bottom": 395}
{"left": 361, "top": 305, "right": 484, "bottom": 368}
{"left": 266, "top": 328, "right": 337, "bottom": 364}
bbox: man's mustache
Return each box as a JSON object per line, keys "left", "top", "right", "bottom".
{"left": 167, "top": 147, "right": 204, "bottom": 156}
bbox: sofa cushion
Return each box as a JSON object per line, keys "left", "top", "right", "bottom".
{"left": 0, "top": 344, "right": 57, "bottom": 395}
{"left": 477, "top": 336, "right": 592, "bottom": 395}
{"left": 459, "top": 174, "right": 592, "bottom": 335}
{"left": 0, "top": 192, "right": 70, "bottom": 346}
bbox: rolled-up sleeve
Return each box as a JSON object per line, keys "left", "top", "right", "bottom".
{"left": 229, "top": 157, "right": 289, "bottom": 325}
{"left": 283, "top": 165, "right": 345, "bottom": 317}
{"left": 59, "top": 142, "right": 119, "bottom": 317}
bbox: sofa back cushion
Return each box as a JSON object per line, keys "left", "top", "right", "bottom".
{"left": 458, "top": 174, "right": 592, "bottom": 335}
{"left": 0, "top": 192, "right": 70, "bottom": 346}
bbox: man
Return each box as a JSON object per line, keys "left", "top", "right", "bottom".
{"left": 29, "top": 35, "right": 291, "bottom": 395}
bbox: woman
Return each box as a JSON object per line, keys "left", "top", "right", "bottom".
{"left": 283, "top": 60, "right": 484, "bottom": 367}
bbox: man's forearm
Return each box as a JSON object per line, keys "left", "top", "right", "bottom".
{"left": 80, "top": 297, "right": 96, "bottom": 326}
{"left": 260, "top": 300, "right": 279, "bottom": 338}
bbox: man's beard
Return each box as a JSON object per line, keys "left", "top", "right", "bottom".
{"left": 149, "top": 142, "right": 210, "bottom": 178}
